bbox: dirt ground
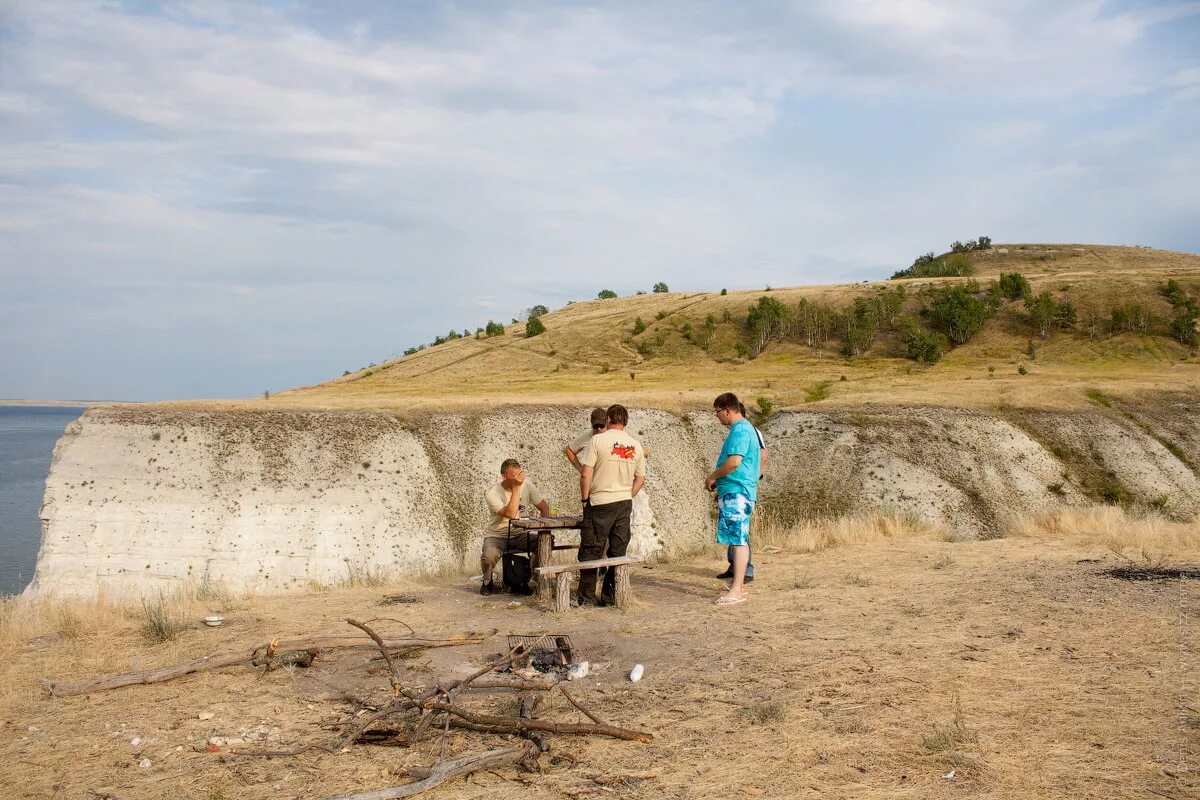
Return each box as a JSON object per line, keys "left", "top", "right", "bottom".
{"left": 3, "top": 532, "right": 1198, "bottom": 800}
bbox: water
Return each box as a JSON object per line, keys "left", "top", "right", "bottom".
{"left": 0, "top": 406, "right": 86, "bottom": 596}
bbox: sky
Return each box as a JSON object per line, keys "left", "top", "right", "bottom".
{"left": 1, "top": 1, "right": 1198, "bottom": 401}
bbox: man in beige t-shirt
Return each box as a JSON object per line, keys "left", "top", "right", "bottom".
{"left": 564, "top": 407, "right": 608, "bottom": 475}
{"left": 480, "top": 457, "right": 550, "bottom": 595}
{"left": 578, "top": 404, "right": 646, "bottom": 605}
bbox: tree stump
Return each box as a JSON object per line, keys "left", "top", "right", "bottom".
{"left": 613, "top": 564, "right": 631, "bottom": 608}
{"left": 555, "top": 572, "right": 572, "bottom": 613}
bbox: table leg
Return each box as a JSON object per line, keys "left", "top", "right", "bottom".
{"left": 537, "top": 531, "right": 554, "bottom": 600}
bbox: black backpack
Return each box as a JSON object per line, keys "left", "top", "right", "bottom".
{"left": 501, "top": 553, "right": 534, "bottom": 595}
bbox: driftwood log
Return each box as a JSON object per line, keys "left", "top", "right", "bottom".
{"left": 47, "top": 634, "right": 488, "bottom": 697}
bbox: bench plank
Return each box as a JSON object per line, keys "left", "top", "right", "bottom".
{"left": 537, "top": 555, "right": 642, "bottom": 577}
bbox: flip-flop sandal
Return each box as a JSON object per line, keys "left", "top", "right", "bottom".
{"left": 714, "top": 594, "right": 748, "bottom": 606}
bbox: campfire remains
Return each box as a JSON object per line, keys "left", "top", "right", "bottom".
{"left": 48, "top": 619, "right": 651, "bottom": 799}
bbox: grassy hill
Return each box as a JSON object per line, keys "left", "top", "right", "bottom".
{"left": 262, "top": 244, "right": 1200, "bottom": 413}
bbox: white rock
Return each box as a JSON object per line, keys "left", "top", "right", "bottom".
{"left": 942, "top": 769, "right": 956, "bottom": 780}
{"left": 197, "top": 712, "right": 214, "bottom": 721}
{"left": 138, "top": 758, "right": 151, "bottom": 769}
{"left": 629, "top": 664, "right": 645, "bottom": 682}
{"left": 567, "top": 661, "right": 590, "bottom": 681}
{"left": 129, "top": 737, "right": 142, "bottom": 746}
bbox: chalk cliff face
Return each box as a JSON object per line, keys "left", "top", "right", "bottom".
{"left": 29, "top": 397, "right": 1200, "bottom": 599}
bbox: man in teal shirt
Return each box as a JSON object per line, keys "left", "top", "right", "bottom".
{"left": 706, "top": 392, "right": 761, "bottom": 606}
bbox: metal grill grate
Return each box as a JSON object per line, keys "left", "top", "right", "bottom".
{"left": 507, "top": 634, "right": 574, "bottom": 669}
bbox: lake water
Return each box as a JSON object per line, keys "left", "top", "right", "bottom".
{"left": 0, "top": 406, "right": 86, "bottom": 596}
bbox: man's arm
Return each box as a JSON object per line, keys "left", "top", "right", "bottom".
{"left": 486, "top": 486, "right": 522, "bottom": 521}
{"left": 705, "top": 454, "right": 743, "bottom": 491}
{"left": 580, "top": 464, "right": 593, "bottom": 503}
{"left": 536, "top": 499, "right": 550, "bottom": 516}
{"left": 565, "top": 446, "right": 584, "bottom": 474}
{"left": 759, "top": 447, "right": 768, "bottom": 478}
{"left": 500, "top": 471, "right": 525, "bottom": 520}
{"left": 631, "top": 474, "right": 646, "bottom": 498}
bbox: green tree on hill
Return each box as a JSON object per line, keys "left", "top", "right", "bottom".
{"left": 598, "top": 289, "right": 618, "bottom": 299}
{"left": 652, "top": 282, "right": 669, "bottom": 293}
{"left": 1025, "top": 293, "right": 1058, "bottom": 338}
{"left": 901, "top": 317, "right": 949, "bottom": 364}
{"left": 746, "top": 295, "right": 788, "bottom": 357}
{"left": 525, "top": 316, "right": 546, "bottom": 337}
{"left": 925, "top": 282, "right": 992, "bottom": 345}
{"left": 485, "top": 320, "right": 506, "bottom": 337}
{"left": 527, "top": 304, "right": 549, "bottom": 319}
{"left": 996, "top": 272, "right": 1032, "bottom": 301}
{"left": 633, "top": 317, "right": 647, "bottom": 334}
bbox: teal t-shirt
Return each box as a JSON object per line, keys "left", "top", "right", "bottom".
{"left": 715, "top": 418, "right": 761, "bottom": 501}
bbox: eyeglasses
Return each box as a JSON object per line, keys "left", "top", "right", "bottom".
{"left": 592, "top": 423, "right": 605, "bottom": 430}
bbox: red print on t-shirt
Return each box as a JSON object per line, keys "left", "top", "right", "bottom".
{"left": 610, "top": 443, "right": 636, "bottom": 460}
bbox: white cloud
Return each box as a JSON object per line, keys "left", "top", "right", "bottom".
{"left": 0, "top": 0, "right": 1197, "bottom": 399}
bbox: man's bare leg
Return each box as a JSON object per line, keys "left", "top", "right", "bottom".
{"left": 727, "top": 544, "right": 750, "bottom": 597}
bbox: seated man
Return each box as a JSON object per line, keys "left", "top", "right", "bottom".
{"left": 480, "top": 458, "right": 550, "bottom": 595}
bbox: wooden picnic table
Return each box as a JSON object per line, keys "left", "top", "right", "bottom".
{"left": 507, "top": 515, "right": 584, "bottom": 600}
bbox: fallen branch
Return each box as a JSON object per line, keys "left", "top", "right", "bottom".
{"left": 558, "top": 684, "right": 608, "bottom": 726}
{"left": 48, "top": 634, "right": 489, "bottom": 697}
{"left": 427, "top": 700, "right": 652, "bottom": 742}
{"left": 319, "top": 742, "right": 535, "bottom": 800}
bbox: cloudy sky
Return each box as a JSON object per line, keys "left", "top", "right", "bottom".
{"left": 2, "top": 1, "right": 1198, "bottom": 401}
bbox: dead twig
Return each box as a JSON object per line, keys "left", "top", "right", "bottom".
{"left": 318, "top": 742, "right": 535, "bottom": 800}
{"left": 49, "top": 634, "right": 489, "bottom": 697}
{"left": 558, "top": 684, "right": 608, "bottom": 726}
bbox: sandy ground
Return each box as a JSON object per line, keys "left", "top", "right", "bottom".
{"left": 3, "top": 533, "right": 1198, "bottom": 799}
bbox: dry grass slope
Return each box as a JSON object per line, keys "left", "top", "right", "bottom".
{"left": 174, "top": 243, "right": 1199, "bottom": 414}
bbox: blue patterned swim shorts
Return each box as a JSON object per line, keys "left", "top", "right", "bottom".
{"left": 716, "top": 493, "right": 754, "bottom": 546}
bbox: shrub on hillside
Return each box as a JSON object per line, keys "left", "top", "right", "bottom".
{"left": 525, "top": 317, "right": 546, "bottom": 337}
{"left": 528, "top": 304, "right": 549, "bottom": 320}
{"left": 1161, "top": 279, "right": 1199, "bottom": 345}
{"left": 902, "top": 317, "right": 949, "bottom": 364}
{"left": 652, "top": 282, "right": 669, "bottom": 293}
{"left": 633, "top": 317, "right": 647, "bottom": 334}
{"left": 892, "top": 252, "right": 973, "bottom": 280}
{"left": 598, "top": 289, "right": 618, "bottom": 300}
{"left": 1170, "top": 312, "right": 1199, "bottom": 346}
{"left": 1025, "top": 292, "right": 1057, "bottom": 338}
{"left": 1110, "top": 304, "right": 1151, "bottom": 334}
{"left": 996, "top": 272, "right": 1032, "bottom": 301}
{"left": 924, "top": 281, "right": 993, "bottom": 345}
{"left": 485, "top": 320, "right": 506, "bottom": 337}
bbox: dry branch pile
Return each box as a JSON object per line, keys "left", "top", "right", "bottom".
{"left": 49, "top": 618, "right": 651, "bottom": 799}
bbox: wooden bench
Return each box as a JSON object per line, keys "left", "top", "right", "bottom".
{"left": 536, "top": 556, "right": 644, "bottom": 613}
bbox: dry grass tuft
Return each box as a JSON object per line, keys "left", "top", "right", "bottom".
{"left": 140, "top": 593, "right": 186, "bottom": 643}
{"left": 1008, "top": 505, "right": 1200, "bottom": 563}
{"left": 756, "top": 510, "right": 941, "bottom": 554}
{"left": 921, "top": 695, "right": 984, "bottom": 772}
{"left": 0, "top": 593, "right": 126, "bottom": 653}
{"left": 743, "top": 699, "right": 787, "bottom": 725}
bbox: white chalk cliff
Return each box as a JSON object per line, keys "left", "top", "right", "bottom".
{"left": 28, "top": 397, "right": 1200, "bottom": 599}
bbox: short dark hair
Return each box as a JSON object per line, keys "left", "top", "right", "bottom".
{"left": 589, "top": 407, "right": 607, "bottom": 427}
{"left": 606, "top": 404, "right": 629, "bottom": 426}
{"left": 738, "top": 402, "right": 748, "bottom": 417}
{"left": 713, "top": 392, "right": 740, "bottom": 411}
{"left": 499, "top": 458, "right": 521, "bottom": 475}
